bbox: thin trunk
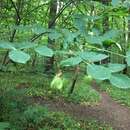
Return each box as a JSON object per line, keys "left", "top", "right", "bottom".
{"left": 69, "top": 66, "right": 80, "bottom": 95}
{"left": 2, "top": 0, "right": 22, "bottom": 66}
{"left": 44, "top": 0, "right": 57, "bottom": 73}
{"left": 101, "top": 0, "right": 110, "bottom": 64}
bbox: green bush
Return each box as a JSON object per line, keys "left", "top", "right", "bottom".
{"left": 0, "top": 89, "right": 29, "bottom": 121}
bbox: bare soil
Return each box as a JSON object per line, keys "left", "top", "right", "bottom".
{"left": 34, "top": 81, "right": 130, "bottom": 130}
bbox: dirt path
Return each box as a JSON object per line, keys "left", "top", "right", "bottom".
{"left": 34, "top": 82, "right": 130, "bottom": 130}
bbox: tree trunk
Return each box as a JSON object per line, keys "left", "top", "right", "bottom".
{"left": 69, "top": 66, "right": 80, "bottom": 95}
{"left": 44, "top": 0, "right": 57, "bottom": 73}
{"left": 101, "top": 0, "right": 110, "bottom": 64}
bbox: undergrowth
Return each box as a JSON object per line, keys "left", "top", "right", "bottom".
{"left": 0, "top": 90, "right": 112, "bottom": 130}
{"left": 99, "top": 81, "right": 130, "bottom": 107}
{"left": 0, "top": 72, "right": 112, "bottom": 130}
{"left": 0, "top": 72, "right": 101, "bottom": 105}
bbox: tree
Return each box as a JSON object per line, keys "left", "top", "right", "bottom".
{"left": 44, "top": 0, "right": 57, "bottom": 73}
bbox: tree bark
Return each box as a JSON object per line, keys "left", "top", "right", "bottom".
{"left": 101, "top": 0, "right": 110, "bottom": 64}
{"left": 44, "top": 0, "right": 57, "bottom": 73}
{"left": 69, "top": 66, "right": 80, "bottom": 95}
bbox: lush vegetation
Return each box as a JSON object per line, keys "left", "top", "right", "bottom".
{"left": 99, "top": 81, "right": 130, "bottom": 107}
{"left": 0, "top": 72, "right": 113, "bottom": 130}
{"left": 1, "top": 0, "right": 130, "bottom": 129}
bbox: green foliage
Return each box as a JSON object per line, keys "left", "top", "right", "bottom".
{"left": 1, "top": 0, "right": 130, "bottom": 128}
{"left": 111, "top": 0, "right": 121, "bottom": 7}
{"left": 35, "top": 46, "right": 54, "bottom": 57}
{"left": 0, "top": 89, "right": 29, "bottom": 121}
{"left": 23, "top": 105, "right": 80, "bottom": 129}
{"left": 51, "top": 75, "right": 63, "bottom": 90}
{"left": 87, "top": 64, "right": 111, "bottom": 80}
{"left": 60, "top": 57, "right": 82, "bottom": 66}
{"left": 110, "top": 74, "right": 130, "bottom": 89}
{"left": 0, "top": 73, "right": 112, "bottom": 130}
{"left": 0, "top": 122, "right": 10, "bottom": 130}
{"left": 11, "top": 104, "right": 112, "bottom": 130}
{"left": 107, "top": 63, "right": 126, "bottom": 73}
{"left": 100, "top": 82, "right": 130, "bottom": 107}
{"left": 15, "top": 41, "right": 37, "bottom": 49}
{"left": 9, "top": 50, "right": 30, "bottom": 64}
{"left": 79, "top": 51, "right": 108, "bottom": 62}
{"left": 68, "top": 84, "right": 101, "bottom": 105}
{"left": 0, "top": 41, "right": 15, "bottom": 50}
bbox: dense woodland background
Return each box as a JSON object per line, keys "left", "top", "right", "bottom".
{"left": 1, "top": 0, "right": 130, "bottom": 130}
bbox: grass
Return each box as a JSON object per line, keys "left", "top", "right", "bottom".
{"left": 0, "top": 72, "right": 101, "bottom": 105}
{"left": 99, "top": 81, "right": 130, "bottom": 107}
{"left": 0, "top": 72, "right": 113, "bottom": 130}
{"left": 65, "top": 76, "right": 101, "bottom": 105}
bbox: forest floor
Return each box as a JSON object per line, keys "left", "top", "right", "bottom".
{"left": 34, "top": 81, "right": 130, "bottom": 130}
{"left": 1, "top": 72, "right": 130, "bottom": 129}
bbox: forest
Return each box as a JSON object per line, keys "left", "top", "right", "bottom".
{"left": 1, "top": 0, "right": 130, "bottom": 130}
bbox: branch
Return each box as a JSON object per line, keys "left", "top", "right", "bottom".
{"left": 10, "top": 0, "right": 21, "bottom": 22}
{"left": 24, "top": 2, "right": 49, "bottom": 17}
{"left": 30, "top": 0, "right": 73, "bottom": 42}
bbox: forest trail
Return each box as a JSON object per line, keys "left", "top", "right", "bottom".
{"left": 34, "top": 81, "right": 130, "bottom": 130}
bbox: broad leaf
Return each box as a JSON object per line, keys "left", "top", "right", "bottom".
{"left": 79, "top": 51, "right": 108, "bottom": 62}
{"left": 48, "top": 29, "right": 62, "bottom": 40}
{"left": 87, "top": 64, "right": 111, "bottom": 80}
{"left": 15, "top": 42, "right": 37, "bottom": 49}
{"left": 62, "top": 29, "right": 79, "bottom": 49}
{"left": 86, "top": 36, "right": 103, "bottom": 45}
{"left": 110, "top": 74, "right": 130, "bottom": 88}
{"left": 32, "top": 24, "right": 47, "bottom": 34}
{"left": 9, "top": 50, "right": 30, "bottom": 64}
{"left": 60, "top": 57, "right": 82, "bottom": 66}
{"left": 74, "top": 15, "right": 87, "bottom": 36}
{"left": 0, "top": 41, "right": 15, "bottom": 50}
{"left": 35, "top": 46, "right": 53, "bottom": 57}
{"left": 111, "top": 0, "right": 120, "bottom": 6}
{"left": 102, "top": 30, "right": 119, "bottom": 41}
{"left": 108, "top": 63, "right": 126, "bottom": 73}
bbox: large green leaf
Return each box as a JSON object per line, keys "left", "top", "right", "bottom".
{"left": 87, "top": 64, "right": 111, "bottom": 80}
{"left": 35, "top": 46, "right": 54, "bottom": 57}
{"left": 32, "top": 24, "right": 47, "bottom": 34}
{"left": 60, "top": 57, "right": 82, "bottom": 67}
{"left": 79, "top": 51, "right": 108, "bottom": 62}
{"left": 111, "top": 0, "right": 120, "bottom": 6}
{"left": 62, "top": 29, "right": 79, "bottom": 49}
{"left": 110, "top": 74, "right": 130, "bottom": 88}
{"left": 86, "top": 36, "right": 103, "bottom": 45}
{"left": 74, "top": 15, "right": 87, "bottom": 36}
{"left": 48, "top": 29, "right": 62, "bottom": 40}
{"left": 9, "top": 50, "right": 30, "bottom": 64}
{"left": 86, "top": 30, "right": 119, "bottom": 45}
{"left": 126, "top": 50, "right": 130, "bottom": 66}
{"left": 15, "top": 42, "right": 37, "bottom": 49}
{"left": 107, "top": 63, "right": 126, "bottom": 73}
{"left": 102, "top": 30, "right": 119, "bottom": 40}
{"left": 0, "top": 41, "right": 15, "bottom": 49}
